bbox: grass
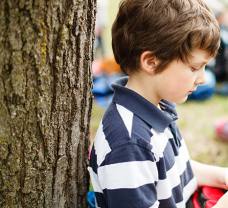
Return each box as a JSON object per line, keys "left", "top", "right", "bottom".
{"left": 90, "top": 103, "right": 104, "bottom": 139}
{"left": 177, "top": 95, "right": 228, "bottom": 166}
{"left": 90, "top": 95, "right": 228, "bottom": 166}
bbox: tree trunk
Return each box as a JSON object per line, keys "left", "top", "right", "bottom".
{"left": 0, "top": 0, "right": 95, "bottom": 207}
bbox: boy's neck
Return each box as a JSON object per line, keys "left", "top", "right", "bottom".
{"left": 126, "top": 74, "right": 161, "bottom": 108}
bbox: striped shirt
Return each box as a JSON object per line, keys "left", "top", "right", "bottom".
{"left": 88, "top": 77, "right": 197, "bottom": 208}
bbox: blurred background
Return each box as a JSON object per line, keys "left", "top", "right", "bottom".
{"left": 90, "top": 0, "right": 228, "bottom": 166}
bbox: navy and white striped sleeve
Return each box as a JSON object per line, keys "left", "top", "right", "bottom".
{"left": 97, "top": 143, "right": 159, "bottom": 208}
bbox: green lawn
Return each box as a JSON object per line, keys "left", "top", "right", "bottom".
{"left": 90, "top": 95, "right": 228, "bottom": 166}
{"left": 177, "top": 96, "right": 228, "bottom": 166}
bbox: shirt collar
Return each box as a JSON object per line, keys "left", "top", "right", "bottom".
{"left": 111, "top": 77, "right": 178, "bottom": 132}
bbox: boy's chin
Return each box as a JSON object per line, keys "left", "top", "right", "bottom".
{"left": 169, "top": 96, "right": 188, "bottom": 104}
{"left": 177, "top": 96, "right": 188, "bottom": 104}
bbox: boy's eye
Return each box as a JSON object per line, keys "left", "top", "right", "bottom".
{"left": 191, "top": 67, "right": 199, "bottom": 72}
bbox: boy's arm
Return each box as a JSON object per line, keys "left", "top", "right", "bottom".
{"left": 190, "top": 160, "right": 228, "bottom": 189}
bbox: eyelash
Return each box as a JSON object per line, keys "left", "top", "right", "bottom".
{"left": 191, "top": 67, "right": 199, "bottom": 72}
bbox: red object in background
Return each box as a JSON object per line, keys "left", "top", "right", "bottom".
{"left": 192, "top": 191, "right": 201, "bottom": 208}
{"left": 205, "top": 200, "right": 217, "bottom": 208}
{"left": 201, "top": 186, "right": 224, "bottom": 201}
{"left": 215, "top": 119, "right": 228, "bottom": 141}
{"left": 191, "top": 186, "right": 225, "bottom": 208}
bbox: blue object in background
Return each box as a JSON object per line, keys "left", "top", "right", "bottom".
{"left": 92, "top": 75, "right": 113, "bottom": 96}
{"left": 188, "top": 70, "right": 216, "bottom": 101}
{"left": 92, "top": 73, "right": 124, "bottom": 108}
{"left": 94, "top": 94, "right": 113, "bottom": 108}
{"left": 92, "top": 73, "right": 124, "bottom": 96}
{"left": 87, "top": 191, "right": 96, "bottom": 208}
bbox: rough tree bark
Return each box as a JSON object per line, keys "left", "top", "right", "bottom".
{"left": 0, "top": 0, "right": 95, "bottom": 207}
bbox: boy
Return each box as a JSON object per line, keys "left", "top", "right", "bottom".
{"left": 88, "top": 0, "right": 228, "bottom": 207}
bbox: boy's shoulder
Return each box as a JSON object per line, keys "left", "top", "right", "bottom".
{"left": 101, "top": 102, "right": 139, "bottom": 147}
{"left": 94, "top": 101, "right": 152, "bottom": 149}
{"left": 96, "top": 99, "right": 176, "bottom": 149}
{"left": 92, "top": 102, "right": 155, "bottom": 167}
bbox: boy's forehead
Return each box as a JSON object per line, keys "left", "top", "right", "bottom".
{"left": 189, "top": 49, "right": 212, "bottom": 65}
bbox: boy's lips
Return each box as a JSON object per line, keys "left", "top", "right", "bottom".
{"left": 189, "top": 87, "right": 198, "bottom": 93}
{"left": 187, "top": 88, "right": 197, "bottom": 95}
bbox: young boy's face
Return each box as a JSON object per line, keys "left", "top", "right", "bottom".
{"left": 154, "top": 49, "right": 212, "bottom": 104}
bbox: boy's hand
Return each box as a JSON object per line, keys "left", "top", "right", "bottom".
{"left": 212, "top": 169, "right": 228, "bottom": 208}
{"left": 218, "top": 168, "right": 228, "bottom": 190}
{"left": 224, "top": 168, "right": 228, "bottom": 190}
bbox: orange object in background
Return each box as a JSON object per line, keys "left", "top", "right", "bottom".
{"left": 100, "top": 57, "right": 121, "bottom": 74}
{"left": 92, "top": 57, "right": 121, "bottom": 76}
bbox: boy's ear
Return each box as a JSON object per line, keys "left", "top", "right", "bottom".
{"left": 140, "top": 51, "right": 159, "bottom": 74}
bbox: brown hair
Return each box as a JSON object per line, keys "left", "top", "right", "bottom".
{"left": 112, "top": 0, "right": 220, "bottom": 74}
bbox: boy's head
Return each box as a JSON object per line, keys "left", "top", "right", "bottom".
{"left": 112, "top": 0, "right": 220, "bottom": 75}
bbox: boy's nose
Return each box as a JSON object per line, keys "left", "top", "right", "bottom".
{"left": 195, "top": 69, "right": 206, "bottom": 86}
